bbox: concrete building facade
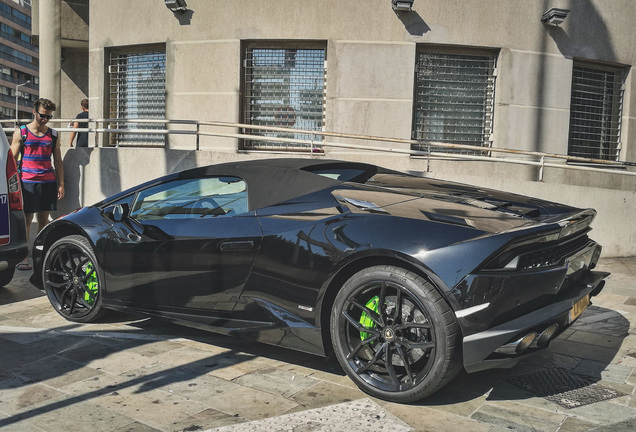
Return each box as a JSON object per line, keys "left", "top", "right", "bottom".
{"left": 31, "top": 0, "right": 636, "bottom": 256}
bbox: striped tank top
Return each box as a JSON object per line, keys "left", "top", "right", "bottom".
{"left": 20, "top": 126, "right": 57, "bottom": 183}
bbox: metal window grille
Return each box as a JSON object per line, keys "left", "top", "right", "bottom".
{"left": 108, "top": 48, "right": 166, "bottom": 147}
{"left": 242, "top": 45, "right": 326, "bottom": 152}
{"left": 413, "top": 50, "right": 495, "bottom": 154}
{"left": 568, "top": 63, "right": 624, "bottom": 161}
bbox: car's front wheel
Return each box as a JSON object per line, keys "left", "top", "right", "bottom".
{"left": 43, "top": 235, "right": 106, "bottom": 323}
{"left": 330, "top": 265, "right": 462, "bottom": 403}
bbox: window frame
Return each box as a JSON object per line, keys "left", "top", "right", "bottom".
{"left": 107, "top": 44, "right": 167, "bottom": 147}
{"left": 240, "top": 41, "right": 327, "bottom": 153}
{"left": 567, "top": 60, "right": 626, "bottom": 162}
{"left": 412, "top": 45, "right": 498, "bottom": 155}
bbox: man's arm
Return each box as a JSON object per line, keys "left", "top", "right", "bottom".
{"left": 10, "top": 127, "right": 22, "bottom": 161}
{"left": 52, "top": 133, "right": 65, "bottom": 200}
{"left": 68, "top": 121, "right": 79, "bottom": 147}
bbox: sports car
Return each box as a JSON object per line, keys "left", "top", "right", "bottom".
{"left": 30, "top": 158, "right": 608, "bottom": 403}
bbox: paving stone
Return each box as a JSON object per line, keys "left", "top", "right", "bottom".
{"left": 566, "top": 329, "right": 626, "bottom": 349}
{"left": 125, "top": 339, "right": 185, "bottom": 358}
{"left": 206, "top": 353, "right": 283, "bottom": 381}
{"left": 58, "top": 372, "right": 129, "bottom": 397}
{"left": 589, "top": 417, "right": 636, "bottom": 432}
{"left": 112, "top": 422, "right": 162, "bottom": 432}
{"left": 194, "top": 384, "right": 298, "bottom": 421}
{"left": 0, "top": 382, "right": 67, "bottom": 416}
{"left": 90, "top": 387, "right": 210, "bottom": 431}
{"left": 574, "top": 359, "right": 635, "bottom": 383}
{"left": 0, "top": 410, "right": 43, "bottom": 432}
{"left": 548, "top": 338, "right": 623, "bottom": 363}
{"left": 557, "top": 416, "right": 600, "bottom": 432}
{"left": 171, "top": 408, "right": 248, "bottom": 431}
{"left": 410, "top": 386, "right": 489, "bottom": 418}
{"left": 232, "top": 366, "right": 319, "bottom": 398}
{"left": 471, "top": 401, "right": 566, "bottom": 432}
{"left": 17, "top": 358, "right": 102, "bottom": 390}
{"left": 206, "top": 398, "right": 412, "bottom": 432}
{"left": 565, "top": 398, "right": 636, "bottom": 425}
{"left": 280, "top": 361, "right": 358, "bottom": 390}
{"left": 287, "top": 380, "right": 368, "bottom": 412}
{"left": 127, "top": 365, "right": 241, "bottom": 403}
{"left": 152, "top": 346, "right": 235, "bottom": 370}
{"left": 55, "top": 337, "right": 129, "bottom": 364}
{"left": 383, "top": 402, "right": 491, "bottom": 432}
{"left": 80, "top": 347, "right": 161, "bottom": 375}
{"left": 17, "top": 399, "right": 134, "bottom": 432}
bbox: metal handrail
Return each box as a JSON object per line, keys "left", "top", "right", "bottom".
{"left": 2, "top": 117, "right": 634, "bottom": 181}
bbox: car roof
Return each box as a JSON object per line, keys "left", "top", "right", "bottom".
{"left": 178, "top": 158, "right": 386, "bottom": 211}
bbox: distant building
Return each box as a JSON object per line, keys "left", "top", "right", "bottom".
{"left": 0, "top": 0, "right": 37, "bottom": 124}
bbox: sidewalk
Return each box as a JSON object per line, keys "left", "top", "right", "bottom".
{"left": 0, "top": 258, "right": 635, "bottom": 432}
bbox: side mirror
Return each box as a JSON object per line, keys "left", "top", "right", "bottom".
{"left": 103, "top": 203, "right": 130, "bottom": 222}
{"left": 113, "top": 203, "right": 130, "bottom": 222}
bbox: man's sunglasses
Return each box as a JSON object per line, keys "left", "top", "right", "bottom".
{"left": 35, "top": 111, "right": 53, "bottom": 120}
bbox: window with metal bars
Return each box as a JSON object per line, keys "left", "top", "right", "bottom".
{"left": 412, "top": 49, "right": 496, "bottom": 155}
{"left": 567, "top": 62, "right": 624, "bottom": 161}
{"left": 242, "top": 43, "right": 326, "bottom": 152}
{"left": 108, "top": 47, "right": 166, "bottom": 147}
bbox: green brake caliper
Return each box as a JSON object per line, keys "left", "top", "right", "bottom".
{"left": 359, "top": 296, "right": 379, "bottom": 341}
{"left": 83, "top": 262, "right": 98, "bottom": 305}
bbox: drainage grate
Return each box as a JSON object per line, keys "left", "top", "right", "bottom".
{"left": 507, "top": 368, "right": 626, "bottom": 409}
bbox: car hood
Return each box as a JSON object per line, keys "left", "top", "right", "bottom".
{"left": 335, "top": 176, "right": 582, "bottom": 234}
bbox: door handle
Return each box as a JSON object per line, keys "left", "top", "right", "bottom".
{"left": 220, "top": 240, "right": 254, "bottom": 252}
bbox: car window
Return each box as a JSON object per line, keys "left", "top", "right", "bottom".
{"left": 130, "top": 176, "right": 247, "bottom": 221}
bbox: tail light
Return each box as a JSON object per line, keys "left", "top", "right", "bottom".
{"left": 6, "top": 149, "right": 23, "bottom": 211}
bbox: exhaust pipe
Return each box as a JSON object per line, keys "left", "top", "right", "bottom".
{"left": 535, "top": 324, "right": 559, "bottom": 347}
{"left": 495, "top": 332, "right": 537, "bottom": 355}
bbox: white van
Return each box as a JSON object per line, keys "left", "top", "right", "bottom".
{"left": 0, "top": 124, "right": 28, "bottom": 286}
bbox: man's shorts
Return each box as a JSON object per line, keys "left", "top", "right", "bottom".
{"left": 21, "top": 182, "right": 58, "bottom": 214}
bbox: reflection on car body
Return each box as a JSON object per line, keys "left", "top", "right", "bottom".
{"left": 30, "top": 158, "right": 608, "bottom": 403}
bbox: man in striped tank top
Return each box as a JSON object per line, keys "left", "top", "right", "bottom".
{"left": 10, "top": 98, "right": 65, "bottom": 270}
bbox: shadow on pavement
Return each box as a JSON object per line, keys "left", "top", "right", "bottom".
{"left": 416, "top": 304, "right": 629, "bottom": 407}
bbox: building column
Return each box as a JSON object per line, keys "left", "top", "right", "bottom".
{"left": 38, "top": 0, "right": 61, "bottom": 107}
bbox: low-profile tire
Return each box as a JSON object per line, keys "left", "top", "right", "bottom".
{"left": 0, "top": 266, "right": 15, "bottom": 287}
{"left": 43, "top": 235, "right": 107, "bottom": 323}
{"left": 330, "top": 265, "right": 462, "bottom": 403}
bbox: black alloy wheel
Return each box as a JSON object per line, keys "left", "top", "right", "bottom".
{"left": 43, "top": 235, "right": 106, "bottom": 323}
{"left": 330, "top": 265, "right": 461, "bottom": 403}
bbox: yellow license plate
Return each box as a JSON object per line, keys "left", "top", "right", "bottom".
{"left": 569, "top": 294, "right": 590, "bottom": 323}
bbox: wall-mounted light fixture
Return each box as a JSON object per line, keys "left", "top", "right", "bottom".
{"left": 165, "top": 0, "right": 188, "bottom": 14}
{"left": 541, "top": 7, "right": 570, "bottom": 26}
{"left": 392, "top": 0, "right": 414, "bottom": 12}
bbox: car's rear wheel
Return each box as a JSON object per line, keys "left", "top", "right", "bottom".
{"left": 0, "top": 266, "right": 15, "bottom": 287}
{"left": 43, "top": 235, "right": 106, "bottom": 323}
{"left": 330, "top": 265, "right": 462, "bottom": 403}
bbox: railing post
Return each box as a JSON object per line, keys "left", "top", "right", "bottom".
{"left": 539, "top": 155, "right": 545, "bottom": 182}
{"left": 310, "top": 131, "right": 315, "bottom": 156}
{"left": 196, "top": 121, "right": 200, "bottom": 151}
